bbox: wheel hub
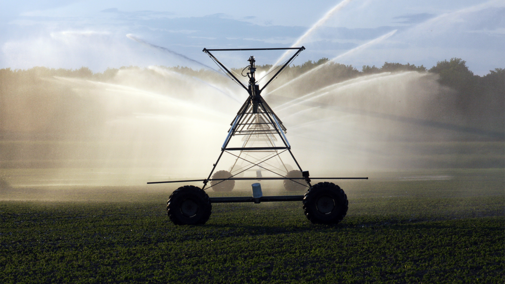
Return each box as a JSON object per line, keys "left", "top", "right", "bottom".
{"left": 316, "top": 196, "right": 335, "bottom": 214}
{"left": 181, "top": 199, "right": 198, "bottom": 217}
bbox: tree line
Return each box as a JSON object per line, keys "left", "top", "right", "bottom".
{"left": 1, "top": 58, "right": 503, "bottom": 133}
{"left": 1, "top": 58, "right": 502, "bottom": 95}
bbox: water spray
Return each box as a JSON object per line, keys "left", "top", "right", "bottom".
{"left": 126, "top": 34, "right": 219, "bottom": 72}
{"left": 148, "top": 66, "right": 241, "bottom": 103}
{"left": 267, "top": 0, "right": 354, "bottom": 74}
{"left": 274, "top": 73, "right": 392, "bottom": 112}
{"left": 266, "top": 29, "right": 397, "bottom": 97}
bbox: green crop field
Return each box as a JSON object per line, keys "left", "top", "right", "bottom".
{"left": 1, "top": 169, "right": 504, "bottom": 283}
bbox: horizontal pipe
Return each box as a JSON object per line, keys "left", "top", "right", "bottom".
{"left": 211, "top": 177, "right": 368, "bottom": 181}
{"left": 147, "top": 177, "right": 368, "bottom": 184}
{"left": 224, "top": 147, "right": 288, "bottom": 151}
{"left": 209, "top": 195, "right": 304, "bottom": 203}
{"left": 147, "top": 179, "right": 205, "bottom": 184}
{"left": 204, "top": 47, "right": 303, "bottom": 51}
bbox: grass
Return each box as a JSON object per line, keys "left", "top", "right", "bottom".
{"left": 1, "top": 169, "right": 504, "bottom": 283}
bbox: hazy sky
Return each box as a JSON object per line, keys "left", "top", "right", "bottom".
{"left": 1, "top": 0, "right": 504, "bottom": 75}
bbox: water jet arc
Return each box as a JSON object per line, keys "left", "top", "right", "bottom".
{"left": 268, "top": 0, "right": 353, "bottom": 74}
{"left": 266, "top": 29, "right": 397, "bottom": 97}
{"left": 126, "top": 34, "right": 217, "bottom": 72}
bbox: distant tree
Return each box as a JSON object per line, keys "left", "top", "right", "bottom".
{"left": 96, "top": 68, "right": 119, "bottom": 81}
{"left": 429, "top": 58, "right": 476, "bottom": 93}
{"left": 380, "top": 62, "right": 426, "bottom": 73}
{"left": 362, "top": 65, "right": 380, "bottom": 74}
{"left": 482, "top": 68, "right": 505, "bottom": 91}
{"left": 298, "top": 58, "right": 329, "bottom": 74}
{"left": 479, "top": 68, "right": 505, "bottom": 118}
{"left": 74, "top": 67, "right": 93, "bottom": 78}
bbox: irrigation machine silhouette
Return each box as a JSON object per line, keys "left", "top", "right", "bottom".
{"left": 148, "top": 47, "right": 367, "bottom": 225}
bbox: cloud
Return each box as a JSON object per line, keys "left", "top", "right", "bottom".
{"left": 101, "top": 8, "right": 118, "bottom": 13}
{"left": 2, "top": 30, "right": 141, "bottom": 70}
{"left": 51, "top": 30, "right": 111, "bottom": 37}
{"left": 397, "top": 4, "right": 505, "bottom": 49}
{"left": 408, "top": 1, "right": 505, "bottom": 33}
{"left": 99, "top": 7, "right": 175, "bottom": 20}
{"left": 393, "top": 13, "right": 435, "bottom": 24}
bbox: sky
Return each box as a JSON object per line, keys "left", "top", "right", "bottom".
{"left": 1, "top": 0, "right": 504, "bottom": 75}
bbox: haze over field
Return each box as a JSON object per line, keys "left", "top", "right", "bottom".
{"left": 0, "top": 0, "right": 504, "bottom": 190}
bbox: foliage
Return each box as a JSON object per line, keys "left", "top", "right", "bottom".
{"left": 480, "top": 68, "right": 505, "bottom": 100}
{"left": 428, "top": 59, "right": 504, "bottom": 128}
{"left": 363, "top": 62, "right": 426, "bottom": 74}
{"left": 429, "top": 58, "right": 476, "bottom": 93}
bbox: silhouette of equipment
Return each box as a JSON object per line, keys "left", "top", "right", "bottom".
{"left": 148, "top": 47, "right": 367, "bottom": 225}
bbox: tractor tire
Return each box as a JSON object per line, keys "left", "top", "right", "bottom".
{"left": 167, "top": 185, "right": 212, "bottom": 225}
{"left": 283, "top": 170, "right": 307, "bottom": 191}
{"left": 211, "top": 170, "right": 235, "bottom": 192}
{"left": 303, "top": 182, "right": 348, "bottom": 224}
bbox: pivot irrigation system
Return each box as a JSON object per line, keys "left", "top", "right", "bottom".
{"left": 148, "top": 47, "right": 367, "bottom": 225}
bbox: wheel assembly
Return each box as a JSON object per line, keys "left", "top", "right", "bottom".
{"left": 283, "top": 170, "right": 307, "bottom": 191}
{"left": 303, "top": 182, "right": 348, "bottom": 224}
{"left": 210, "top": 170, "right": 235, "bottom": 192}
{"left": 167, "top": 185, "right": 212, "bottom": 225}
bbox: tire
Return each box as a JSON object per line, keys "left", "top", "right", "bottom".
{"left": 283, "top": 170, "right": 307, "bottom": 191}
{"left": 211, "top": 170, "right": 235, "bottom": 192}
{"left": 167, "top": 185, "right": 212, "bottom": 225}
{"left": 303, "top": 182, "right": 348, "bottom": 224}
